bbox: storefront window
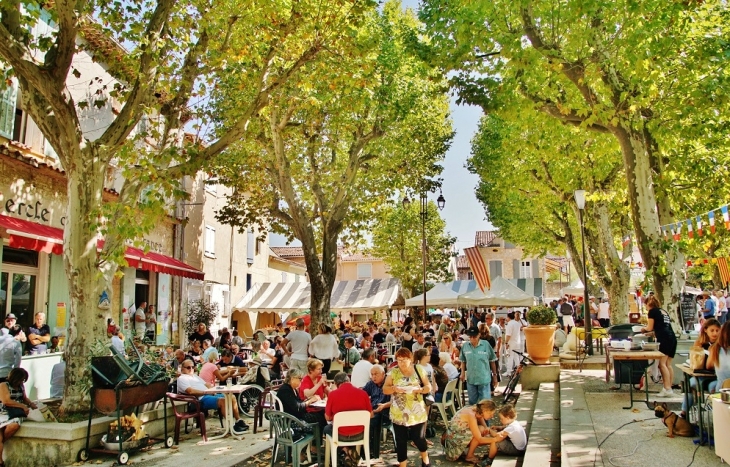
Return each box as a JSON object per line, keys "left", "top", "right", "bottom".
{"left": 1, "top": 247, "right": 39, "bottom": 328}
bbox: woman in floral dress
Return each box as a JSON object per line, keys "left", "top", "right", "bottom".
{"left": 443, "top": 400, "right": 497, "bottom": 463}
{"left": 383, "top": 347, "right": 432, "bottom": 467}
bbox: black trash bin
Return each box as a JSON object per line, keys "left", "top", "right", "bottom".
{"left": 614, "top": 359, "right": 649, "bottom": 385}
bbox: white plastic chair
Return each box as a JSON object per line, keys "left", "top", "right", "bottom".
{"left": 324, "top": 410, "right": 371, "bottom": 467}
{"left": 433, "top": 379, "right": 458, "bottom": 425}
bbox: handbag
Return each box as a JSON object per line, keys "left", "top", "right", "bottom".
{"left": 688, "top": 346, "right": 707, "bottom": 371}
{"left": 415, "top": 366, "right": 435, "bottom": 407}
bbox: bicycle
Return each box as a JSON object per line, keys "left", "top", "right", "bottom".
{"left": 502, "top": 350, "right": 536, "bottom": 403}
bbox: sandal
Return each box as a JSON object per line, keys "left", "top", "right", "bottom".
{"left": 464, "top": 457, "right": 479, "bottom": 464}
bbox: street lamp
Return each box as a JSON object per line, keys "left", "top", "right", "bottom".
{"left": 574, "top": 189, "right": 592, "bottom": 356}
{"left": 403, "top": 188, "right": 445, "bottom": 322}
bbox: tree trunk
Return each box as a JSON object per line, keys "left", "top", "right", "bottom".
{"left": 592, "top": 202, "right": 631, "bottom": 324}
{"left": 613, "top": 123, "right": 683, "bottom": 321}
{"left": 302, "top": 227, "right": 339, "bottom": 338}
{"left": 61, "top": 145, "right": 111, "bottom": 413}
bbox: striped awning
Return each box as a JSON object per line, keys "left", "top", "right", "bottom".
{"left": 508, "top": 278, "right": 543, "bottom": 298}
{"left": 404, "top": 280, "right": 478, "bottom": 307}
{"left": 233, "top": 279, "right": 401, "bottom": 314}
{"left": 330, "top": 278, "right": 400, "bottom": 313}
{"left": 233, "top": 282, "right": 311, "bottom": 313}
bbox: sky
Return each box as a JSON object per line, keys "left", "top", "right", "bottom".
{"left": 270, "top": 0, "right": 493, "bottom": 253}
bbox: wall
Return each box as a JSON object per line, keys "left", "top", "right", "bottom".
{"left": 477, "top": 245, "right": 543, "bottom": 279}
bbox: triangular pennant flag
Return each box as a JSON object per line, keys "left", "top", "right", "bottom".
{"left": 723, "top": 205, "right": 730, "bottom": 230}
{"left": 687, "top": 219, "right": 694, "bottom": 239}
{"left": 696, "top": 216, "right": 703, "bottom": 237}
{"left": 709, "top": 211, "right": 716, "bottom": 234}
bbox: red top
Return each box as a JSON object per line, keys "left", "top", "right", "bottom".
{"left": 299, "top": 374, "right": 327, "bottom": 412}
{"left": 325, "top": 382, "right": 372, "bottom": 436}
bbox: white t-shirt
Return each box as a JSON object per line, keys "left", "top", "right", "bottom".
{"left": 598, "top": 302, "right": 610, "bottom": 319}
{"left": 350, "top": 360, "right": 374, "bottom": 388}
{"left": 718, "top": 296, "right": 728, "bottom": 313}
{"left": 444, "top": 362, "right": 459, "bottom": 381}
{"left": 134, "top": 308, "right": 146, "bottom": 335}
{"left": 177, "top": 373, "right": 208, "bottom": 395}
{"left": 286, "top": 330, "right": 312, "bottom": 360}
{"left": 308, "top": 333, "right": 340, "bottom": 360}
{"left": 503, "top": 419, "right": 527, "bottom": 451}
{"left": 505, "top": 320, "right": 522, "bottom": 347}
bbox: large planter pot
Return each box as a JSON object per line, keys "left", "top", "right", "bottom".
{"left": 524, "top": 326, "right": 555, "bottom": 364}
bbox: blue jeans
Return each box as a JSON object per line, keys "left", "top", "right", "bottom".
{"left": 682, "top": 376, "right": 718, "bottom": 413}
{"left": 467, "top": 382, "right": 491, "bottom": 405}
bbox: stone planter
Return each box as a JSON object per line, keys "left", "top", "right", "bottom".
{"left": 524, "top": 325, "right": 555, "bottom": 364}
{"left": 6, "top": 400, "right": 179, "bottom": 467}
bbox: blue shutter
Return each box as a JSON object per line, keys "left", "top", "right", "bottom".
{"left": 0, "top": 79, "right": 18, "bottom": 139}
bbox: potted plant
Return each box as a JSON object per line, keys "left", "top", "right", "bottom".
{"left": 524, "top": 305, "right": 558, "bottom": 364}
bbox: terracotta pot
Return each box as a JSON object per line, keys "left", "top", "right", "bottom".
{"left": 523, "top": 325, "right": 555, "bottom": 364}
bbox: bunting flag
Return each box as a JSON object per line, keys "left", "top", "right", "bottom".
{"left": 723, "top": 205, "right": 730, "bottom": 230}
{"left": 718, "top": 257, "right": 730, "bottom": 288}
{"left": 669, "top": 224, "right": 676, "bottom": 241}
{"left": 709, "top": 211, "right": 716, "bottom": 234}
{"left": 464, "top": 247, "right": 491, "bottom": 292}
{"left": 661, "top": 226, "right": 668, "bottom": 240}
{"left": 686, "top": 219, "right": 694, "bottom": 239}
{"left": 696, "top": 216, "right": 703, "bottom": 237}
{"left": 674, "top": 223, "right": 682, "bottom": 241}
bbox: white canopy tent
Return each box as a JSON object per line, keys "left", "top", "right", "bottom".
{"left": 561, "top": 279, "right": 585, "bottom": 296}
{"left": 404, "top": 280, "right": 478, "bottom": 307}
{"left": 459, "top": 276, "right": 535, "bottom": 307}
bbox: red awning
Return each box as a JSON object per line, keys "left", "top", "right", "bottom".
{"left": 0, "top": 214, "right": 204, "bottom": 280}
{"left": 0, "top": 214, "right": 64, "bottom": 255}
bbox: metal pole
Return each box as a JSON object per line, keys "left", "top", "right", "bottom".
{"left": 579, "top": 208, "right": 593, "bottom": 355}
{"left": 422, "top": 192, "right": 427, "bottom": 322}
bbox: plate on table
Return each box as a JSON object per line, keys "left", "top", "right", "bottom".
{"left": 310, "top": 400, "right": 327, "bottom": 408}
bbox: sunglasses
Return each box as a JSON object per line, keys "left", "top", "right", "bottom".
{"left": 182, "top": 365, "right": 194, "bottom": 369}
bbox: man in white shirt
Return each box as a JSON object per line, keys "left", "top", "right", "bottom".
{"left": 504, "top": 312, "right": 522, "bottom": 373}
{"left": 485, "top": 312, "right": 502, "bottom": 360}
{"left": 589, "top": 297, "right": 599, "bottom": 321}
{"left": 351, "top": 348, "right": 377, "bottom": 388}
{"left": 385, "top": 328, "right": 396, "bottom": 343}
{"left": 598, "top": 299, "right": 610, "bottom": 328}
{"left": 716, "top": 290, "right": 728, "bottom": 325}
{"left": 177, "top": 360, "right": 248, "bottom": 433}
{"left": 411, "top": 333, "right": 426, "bottom": 352}
{"left": 280, "top": 318, "right": 311, "bottom": 373}
{"left": 134, "top": 302, "right": 147, "bottom": 337}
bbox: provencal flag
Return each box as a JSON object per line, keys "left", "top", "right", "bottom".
{"left": 696, "top": 216, "right": 703, "bottom": 237}
{"left": 718, "top": 257, "right": 730, "bottom": 288}
{"left": 723, "top": 205, "right": 730, "bottom": 230}
{"left": 687, "top": 219, "right": 694, "bottom": 239}
{"left": 464, "top": 247, "right": 491, "bottom": 292}
{"left": 709, "top": 211, "right": 716, "bottom": 234}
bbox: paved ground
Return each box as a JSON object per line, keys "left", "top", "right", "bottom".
{"left": 63, "top": 370, "right": 726, "bottom": 467}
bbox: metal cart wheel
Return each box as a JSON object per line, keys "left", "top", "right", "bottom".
{"left": 165, "top": 436, "right": 174, "bottom": 448}
{"left": 118, "top": 451, "right": 129, "bottom": 464}
{"left": 77, "top": 448, "right": 89, "bottom": 462}
{"left": 238, "top": 385, "right": 263, "bottom": 417}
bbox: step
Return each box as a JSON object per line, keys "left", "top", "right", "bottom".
{"left": 559, "top": 353, "right": 606, "bottom": 370}
{"left": 560, "top": 371, "right": 602, "bottom": 466}
{"left": 523, "top": 382, "right": 560, "bottom": 467}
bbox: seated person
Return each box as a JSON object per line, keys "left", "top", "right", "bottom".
{"left": 277, "top": 368, "right": 327, "bottom": 430}
{"left": 0, "top": 368, "right": 36, "bottom": 461}
{"left": 187, "top": 340, "right": 203, "bottom": 361}
{"left": 170, "top": 349, "right": 194, "bottom": 374}
{"left": 198, "top": 350, "right": 233, "bottom": 385}
{"left": 443, "top": 399, "right": 497, "bottom": 463}
{"left": 324, "top": 371, "right": 373, "bottom": 462}
{"left": 259, "top": 340, "right": 276, "bottom": 362}
{"left": 440, "top": 352, "right": 460, "bottom": 381}
{"left": 430, "top": 353, "right": 449, "bottom": 402}
{"left": 50, "top": 358, "right": 66, "bottom": 399}
{"left": 218, "top": 349, "right": 248, "bottom": 378}
{"left": 482, "top": 404, "right": 526, "bottom": 466}
{"left": 554, "top": 323, "right": 568, "bottom": 350}
{"left": 338, "top": 337, "right": 361, "bottom": 374}
{"left": 363, "top": 365, "right": 391, "bottom": 459}
{"left": 299, "top": 358, "right": 330, "bottom": 411}
{"left": 177, "top": 360, "right": 248, "bottom": 433}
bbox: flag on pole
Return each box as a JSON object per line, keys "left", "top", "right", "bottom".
{"left": 687, "top": 219, "right": 694, "bottom": 239}
{"left": 464, "top": 247, "right": 491, "bottom": 292}
{"left": 723, "top": 205, "right": 730, "bottom": 230}
{"left": 718, "top": 257, "right": 730, "bottom": 288}
{"left": 696, "top": 216, "right": 703, "bottom": 237}
{"left": 709, "top": 210, "right": 717, "bottom": 234}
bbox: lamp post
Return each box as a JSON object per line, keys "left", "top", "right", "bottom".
{"left": 574, "top": 189, "right": 592, "bottom": 356}
{"left": 403, "top": 189, "right": 446, "bottom": 322}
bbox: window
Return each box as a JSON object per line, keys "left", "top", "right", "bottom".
{"left": 246, "top": 273, "right": 252, "bottom": 291}
{"left": 489, "top": 260, "right": 503, "bottom": 279}
{"left": 246, "top": 229, "right": 254, "bottom": 264}
{"left": 357, "top": 263, "right": 372, "bottom": 279}
{"left": 204, "top": 173, "right": 217, "bottom": 195}
{"left": 467, "top": 271, "right": 474, "bottom": 280}
{"left": 520, "top": 261, "right": 532, "bottom": 278}
{"left": 0, "top": 79, "right": 18, "bottom": 139}
{"left": 204, "top": 225, "right": 216, "bottom": 257}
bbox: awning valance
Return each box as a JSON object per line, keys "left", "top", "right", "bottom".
{"left": 0, "top": 214, "right": 64, "bottom": 255}
{"left": 234, "top": 279, "right": 401, "bottom": 314}
{"left": 0, "top": 214, "right": 203, "bottom": 280}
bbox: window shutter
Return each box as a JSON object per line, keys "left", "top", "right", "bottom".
{"left": 513, "top": 259, "right": 520, "bottom": 279}
{"left": 0, "top": 79, "right": 18, "bottom": 139}
{"left": 532, "top": 260, "right": 540, "bottom": 278}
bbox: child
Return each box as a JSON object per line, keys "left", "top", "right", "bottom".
{"left": 482, "top": 404, "right": 526, "bottom": 466}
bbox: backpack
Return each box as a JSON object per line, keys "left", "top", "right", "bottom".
{"left": 560, "top": 303, "right": 574, "bottom": 316}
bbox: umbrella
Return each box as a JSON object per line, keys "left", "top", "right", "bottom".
{"left": 287, "top": 314, "right": 310, "bottom": 326}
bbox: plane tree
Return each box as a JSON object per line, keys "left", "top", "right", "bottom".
{"left": 213, "top": 2, "right": 453, "bottom": 333}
